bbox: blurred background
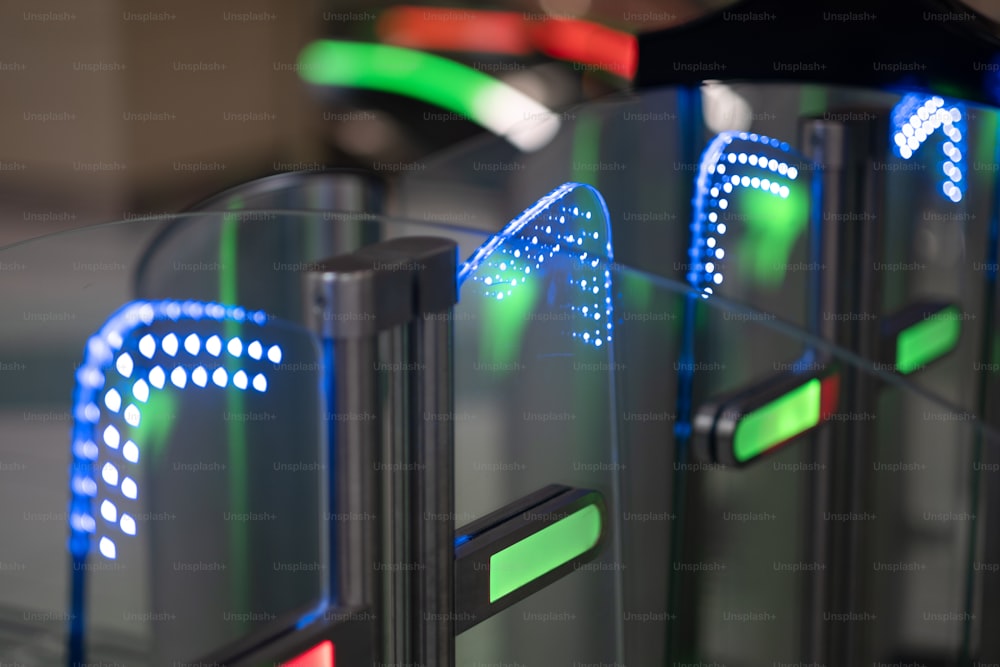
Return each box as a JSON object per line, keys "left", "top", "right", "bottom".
{"left": 0, "top": 0, "right": 741, "bottom": 247}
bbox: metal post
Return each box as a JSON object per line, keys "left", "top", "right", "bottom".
{"left": 355, "top": 237, "right": 458, "bottom": 667}
{"left": 303, "top": 237, "right": 458, "bottom": 667}
{"left": 800, "top": 115, "right": 886, "bottom": 666}
{"left": 303, "top": 252, "right": 413, "bottom": 663}
{"left": 405, "top": 242, "right": 457, "bottom": 667}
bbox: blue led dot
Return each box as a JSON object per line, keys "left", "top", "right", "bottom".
{"left": 102, "top": 462, "right": 119, "bottom": 487}
{"left": 233, "top": 370, "right": 249, "bottom": 390}
{"left": 162, "top": 333, "right": 179, "bottom": 357}
{"left": 184, "top": 301, "right": 204, "bottom": 319}
{"left": 170, "top": 367, "right": 187, "bottom": 388}
{"left": 77, "top": 439, "right": 99, "bottom": 460}
{"left": 121, "top": 477, "right": 138, "bottom": 500}
{"left": 104, "top": 389, "right": 122, "bottom": 413}
{"left": 205, "top": 335, "right": 222, "bottom": 356}
{"left": 132, "top": 379, "right": 149, "bottom": 403}
{"left": 137, "top": 304, "right": 155, "bottom": 325}
{"left": 71, "top": 512, "right": 96, "bottom": 533}
{"left": 73, "top": 476, "right": 97, "bottom": 497}
{"left": 138, "top": 334, "right": 156, "bottom": 359}
{"left": 100, "top": 499, "right": 117, "bottom": 522}
{"left": 123, "top": 404, "right": 140, "bottom": 427}
{"left": 99, "top": 536, "right": 116, "bottom": 560}
{"left": 115, "top": 353, "right": 134, "bottom": 378}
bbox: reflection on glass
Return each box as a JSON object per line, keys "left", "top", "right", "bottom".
{"left": 70, "top": 300, "right": 323, "bottom": 666}
{"left": 891, "top": 94, "right": 966, "bottom": 203}
{"left": 460, "top": 182, "right": 614, "bottom": 350}
{"left": 297, "top": 40, "right": 561, "bottom": 152}
{"left": 453, "top": 182, "right": 624, "bottom": 666}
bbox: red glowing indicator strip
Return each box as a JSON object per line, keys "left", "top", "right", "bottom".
{"left": 376, "top": 6, "right": 637, "bottom": 79}
{"left": 280, "top": 640, "right": 334, "bottom": 667}
{"left": 377, "top": 7, "right": 532, "bottom": 55}
{"left": 820, "top": 373, "right": 839, "bottom": 421}
{"left": 527, "top": 19, "right": 637, "bottom": 80}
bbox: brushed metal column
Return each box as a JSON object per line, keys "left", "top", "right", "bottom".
{"left": 303, "top": 251, "right": 413, "bottom": 663}
{"left": 356, "top": 237, "right": 458, "bottom": 667}
{"left": 304, "top": 237, "right": 458, "bottom": 667}
{"left": 800, "top": 114, "right": 886, "bottom": 667}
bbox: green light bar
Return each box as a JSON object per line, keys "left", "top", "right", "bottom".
{"left": 896, "top": 305, "right": 961, "bottom": 374}
{"left": 297, "top": 40, "right": 559, "bottom": 152}
{"left": 489, "top": 504, "right": 601, "bottom": 603}
{"left": 732, "top": 378, "right": 820, "bottom": 463}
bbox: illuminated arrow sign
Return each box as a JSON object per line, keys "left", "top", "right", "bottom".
{"left": 891, "top": 94, "right": 966, "bottom": 203}
{"left": 69, "top": 300, "right": 279, "bottom": 560}
{"left": 688, "top": 131, "right": 802, "bottom": 299}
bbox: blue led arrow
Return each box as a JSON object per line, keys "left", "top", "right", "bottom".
{"left": 891, "top": 94, "right": 966, "bottom": 203}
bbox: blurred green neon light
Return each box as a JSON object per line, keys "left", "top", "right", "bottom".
{"left": 220, "top": 196, "right": 250, "bottom": 622}
{"left": 489, "top": 504, "right": 601, "bottom": 603}
{"left": 896, "top": 306, "right": 961, "bottom": 374}
{"left": 740, "top": 184, "right": 809, "bottom": 288}
{"left": 297, "top": 40, "right": 559, "bottom": 152}
{"left": 733, "top": 379, "right": 820, "bottom": 463}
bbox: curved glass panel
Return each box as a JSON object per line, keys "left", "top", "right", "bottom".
{"left": 69, "top": 300, "right": 323, "bottom": 666}
{"left": 453, "top": 183, "right": 623, "bottom": 665}
{"left": 0, "top": 213, "right": 487, "bottom": 665}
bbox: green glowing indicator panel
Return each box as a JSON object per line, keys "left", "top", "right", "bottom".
{"left": 894, "top": 304, "right": 961, "bottom": 374}
{"left": 733, "top": 378, "right": 821, "bottom": 463}
{"left": 693, "top": 368, "right": 837, "bottom": 467}
{"left": 489, "top": 504, "right": 601, "bottom": 603}
{"left": 454, "top": 485, "right": 606, "bottom": 633}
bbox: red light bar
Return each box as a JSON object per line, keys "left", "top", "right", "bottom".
{"left": 280, "top": 640, "right": 334, "bottom": 667}
{"left": 527, "top": 18, "right": 637, "bottom": 80}
{"left": 376, "top": 6, "right": 637, "bottom": 79}
{"left": 819, "top": 373, "right": 839, "bottom": 421}
{"left": 377, "top": 6, "right": 532, "bottom": 55}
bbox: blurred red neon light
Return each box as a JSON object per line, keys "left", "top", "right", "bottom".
{"left": 377, "top": 6, "right": 637, "bottom": 79}
{"left": 280, "top": 640, "right": 334, "bottom": 667}
{"left": 378, "top": 7, "right": 532, "bottom": 55}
